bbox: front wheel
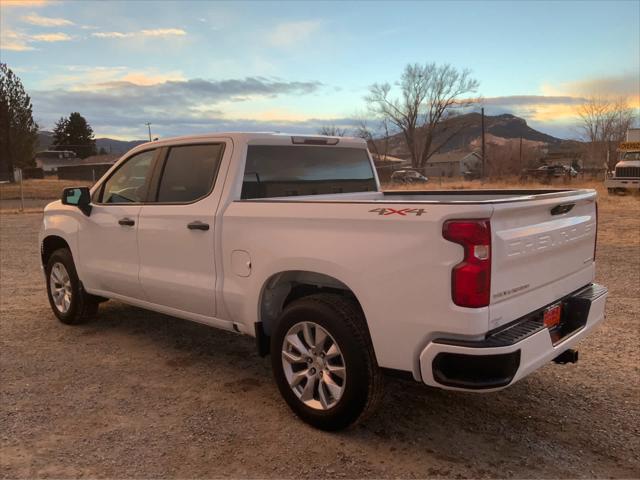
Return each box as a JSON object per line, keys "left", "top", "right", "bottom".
{"left": 271, "top": 294, "right": 383, "bottom": 430}
{"left": 45, "top": 248, "right": 99, "bottom": 325}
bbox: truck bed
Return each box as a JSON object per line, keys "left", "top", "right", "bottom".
{"left": 241, "top": 188, "right": 590, "bottom": 204}
{"left": 225, "top": 186, "right": 597, "bottom": 372}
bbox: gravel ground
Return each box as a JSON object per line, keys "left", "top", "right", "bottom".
{"left": 1, "top": 203, "right": 639, "bottom": 479}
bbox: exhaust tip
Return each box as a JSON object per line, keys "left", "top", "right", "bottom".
{"left": 553, "top": 349, "right": 579, "bottom": 364}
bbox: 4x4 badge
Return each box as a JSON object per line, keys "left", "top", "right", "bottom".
{"left": 369, "top": 208, "right": 426, "bottom": 216}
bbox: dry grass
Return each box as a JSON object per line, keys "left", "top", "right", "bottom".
{"left": 0, "top": 178, "right": 93, "bottom": 201}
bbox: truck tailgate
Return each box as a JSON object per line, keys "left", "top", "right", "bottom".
{"left": 489, "top": 190, "right": 597, "bottom": 330}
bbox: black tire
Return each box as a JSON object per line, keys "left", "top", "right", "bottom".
{"left": 45, "top": 248, "right": 99, "bottom": 325}
{"left": 271, "top": 293, "right": 384, "bottom": 430}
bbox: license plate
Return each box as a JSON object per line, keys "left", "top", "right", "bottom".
{"left": 543, "top": 303, "right": 562, "bottom": 328}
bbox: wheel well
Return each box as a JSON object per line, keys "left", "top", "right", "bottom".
{"left": 257, "top": 271, "right": 364, "bottom": 351}
{"left": 41, "top": 236, "right": 70, "bottom": 267}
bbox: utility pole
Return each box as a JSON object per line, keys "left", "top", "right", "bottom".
{"left": 145, "top": 123, "right": 152, "bottom": 142}
{"left": 519, "top": 136, "right": 523, "bottom": 172}
{"left": 481, "top": 107, "right": 486, "bottom": 179}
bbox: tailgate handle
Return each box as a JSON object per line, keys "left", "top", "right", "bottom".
{"left": 550, "top": 203, "right": 575, "bottom": 215}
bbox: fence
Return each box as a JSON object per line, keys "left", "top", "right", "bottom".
{"left": 57, "top": 163, "right": 113, "bottom": 181}
{"left": 22, "top": 167, "right": 45, "bottom": 179}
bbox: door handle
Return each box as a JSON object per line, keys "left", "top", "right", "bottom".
{"left": 118, "top": 217, "right": 135, "bottom": 226}
{"left": 187, "top": 221, "right": 210, "bottom": 231}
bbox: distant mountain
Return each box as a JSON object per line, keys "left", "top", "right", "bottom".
{"left": 94, "top": 137, "right": 147, "bottom": 154}
{"left": 375, "top": 113, "right": 567, "bottom": 159}
{"left": 36, "top": 131, "right": 146, "bottom": 154}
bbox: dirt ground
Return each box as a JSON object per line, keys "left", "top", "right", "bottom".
{"left": 1, "top": 186, "right": 639, "bottom": 478}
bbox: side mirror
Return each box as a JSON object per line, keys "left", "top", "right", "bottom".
{"left": 61, "top": 187, "right": 92, "bottom": 216}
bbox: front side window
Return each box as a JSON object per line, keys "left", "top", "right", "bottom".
{"left": 156, "top": 144, "right": 224, "bottom": 203}
{"left": 101, "top": 150, "right": 155, "bottom": 203}
{"left": 241, "top": 145, "right": 376, "bottom": 200}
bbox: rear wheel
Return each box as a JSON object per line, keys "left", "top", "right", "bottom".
{"left": 271, "top": 293, "right": 383, "bottom": 430}
{"left": 45, "top": 248, "right": 99, "bottom": 325}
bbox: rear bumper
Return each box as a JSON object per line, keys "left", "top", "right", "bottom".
{"left": 604, "top": 178, "right": 640, "bottom": 189}
{"left": 419, "top": 283, "right": 607, "bottom": 391}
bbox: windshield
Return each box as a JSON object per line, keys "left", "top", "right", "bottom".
{"left": 241, "top": 145, "right": 376, "bottom": 200}
{"left": 622, "top": 152, "right": 640, "bottom": 161}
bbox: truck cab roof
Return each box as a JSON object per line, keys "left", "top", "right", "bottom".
{"left": 131, "top": 132, "right": 367, "bottom": 153}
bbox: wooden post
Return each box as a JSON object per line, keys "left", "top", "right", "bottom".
{"left": 19, "top": 169, "right": 24, "bottom": 212}
{"left": 519, "top": 136, "right": 523, "bottom": 171}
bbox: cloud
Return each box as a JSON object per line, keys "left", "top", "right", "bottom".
{"left": 91, "top": 28, "right": 187, "bottom": 39}
{"left": 481, "top": 95, "right": 587, "bottom": 106}
{"left": 1, "top": 0, "right": 50, "bottom": 7}
{"left": 31, "top": 32, "right": 73, "bottom": 42}
{"left": 38, "top": 66, "right": 185, "bottom": 89}
{"left": 1, "top": 27, "right": 72, "bottom": 51}
{"left": 119, "top": 71, "right": 186, "bottom": 86}
{"left": 267, "top": 20, "right": 321, "bottom": 47}
{"left": 22, "top": 13, "right": 74, "bottom": 27}
{"left": 31, "top": 76, "right": 324, "bottom": 135}
{"left": 543, "top": 73, "right": 640, "bottom": 98}
{"left": 0, "top": 29, "right": 35, "bottom": 51}
{"left": 480, "top": 89, "right": 639, "bottom": 126}
{"left": 91, "top": 32, "right": 130, "bottom": 39}
{"left": 140, "top": 28, "right": 186, "bottom": 37}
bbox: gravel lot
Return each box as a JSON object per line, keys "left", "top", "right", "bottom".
{"left": 1, "top": 198, "right": 639, "bottom": 478}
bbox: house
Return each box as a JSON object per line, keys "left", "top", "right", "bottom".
{"left": 423, "top": 151, "right": 483, "bottom": 177}
{"left": 34, "top": 150, "right": 78, "bottom": 172}
{"left": 55, "top": 154, "right": 120, "bottom": 181}
{"left": 34, "top": 152, "right": 120, "bottom": 174}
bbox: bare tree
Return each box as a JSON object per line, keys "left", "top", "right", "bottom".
{"left": 366, "top": 63, "right": 479, "bottom": 169}
{"left": 318, "top": 124, "right": 347, "bottom": 136}
{"left": 577, "top": 96, "right": 635, "bottom": 170}
{"left": 353, "top": 116, "right": 390, "bottom": 162}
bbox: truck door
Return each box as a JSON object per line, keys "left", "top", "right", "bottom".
{"left": 79, "top": 148, "right": 157, "bottom": 299}
{"left": 137, "top": 142, "right": 228, "bottom": 317}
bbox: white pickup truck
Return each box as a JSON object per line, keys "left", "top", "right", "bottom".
{"left": 40, "top": 133, "right": 607, "bottom": 430}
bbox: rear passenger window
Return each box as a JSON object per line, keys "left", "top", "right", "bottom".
{"left": 241, "top": 145, "right": 376, "bottom": 200}
{"left": 156, "top": 144, "right": 224, "bottom": 203}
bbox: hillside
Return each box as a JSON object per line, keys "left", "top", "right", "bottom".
{"left": 374, "top": 113, "right": 566, "bottom": 158}
{"left": 37, "top": 131, "right": 146, "bottom": 154}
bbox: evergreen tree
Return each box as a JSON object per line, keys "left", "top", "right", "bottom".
{"left": 52, "top": 116, "right": 68, "bottom": 148}
{"left": 52, "top": 112, "right": 97, "bottom": 159}
{"left": 0, "top": 63, "right": 39, "bottom": 180}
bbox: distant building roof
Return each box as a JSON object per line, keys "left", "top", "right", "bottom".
{"left": 35, "top": 150, "right": 76, "bottom": 159}
{"left": 427, "top": 151, "right": 482, "bottom": 164}
{"left": 82, "top": 154, "right": 120, "bottom": 164}
{"left": 36, "top": 153, "right": 120, "bottom": 171}
{"left": 371, "top": 153, "right": 407, "bottom": 163}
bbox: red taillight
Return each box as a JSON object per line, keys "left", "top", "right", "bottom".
{"left": 593, "top": 202, "right": 598, "bottom": 261}
{"left": 443, "top": 219, "right": 491, "bottom": 308}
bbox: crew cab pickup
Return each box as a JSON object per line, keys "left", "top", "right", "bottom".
{"left": 40, "top": 133, "right": 607, "bottom": 430}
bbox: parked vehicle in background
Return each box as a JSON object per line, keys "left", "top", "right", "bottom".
{"left": 391, "top": 169, "right": 429, "bottom": 184}
{"left": 538, "top": 165, "right": 566, "bottom": 177}
{"left": 39, "top": 132, "right": 607, "bottom": 430}
{"left": 605, "top": 128, "right": 640, "bottom": 194}
{"left": 522, "top": 164, "right": 575, "bottom": 182}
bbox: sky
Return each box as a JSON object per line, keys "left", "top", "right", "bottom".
{"left": 1, "top": 0, "right": 639, "bottom": 141}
